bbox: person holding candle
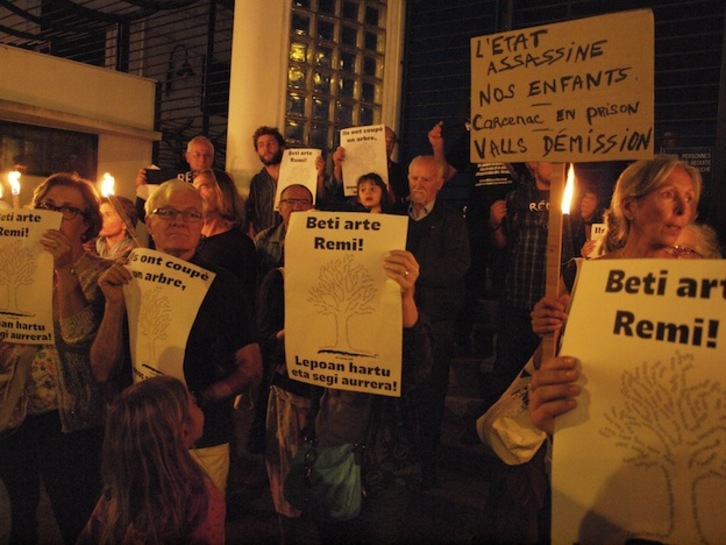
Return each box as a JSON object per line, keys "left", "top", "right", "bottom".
{"left": 529, "top": 155, "right": 703, "bottom": 434}
{"left": 0, "top": 173, "right": 110, "bottom": 544}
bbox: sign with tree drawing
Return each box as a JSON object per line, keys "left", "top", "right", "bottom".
{"left": 0, "top": 209, "right": 60, "bottom": 344}
{"left": 275, "top": 148, "right": 321, "bottom": 207}
{"left": 284, "top": 211, "right": 408, "bottom": 396}
{"left": 552, "top": 259, "right": 726, "bottom": 544}
{"left": 123, "top": 248, "right": 215, "bottom": 384}
{"left": 339, "top": 124, "right": 388, "bottom": 197}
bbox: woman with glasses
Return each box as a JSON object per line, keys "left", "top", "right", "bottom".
{"left": 0, "top": 173, "right": 111, "bottom": 544}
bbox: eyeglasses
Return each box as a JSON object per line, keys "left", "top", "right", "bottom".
{"left": 667, "top": 245, "right": 703, "bottom": 259}
{"left": 279, "top": 198, "right": 312, "bottom": 207}
{"left": 35, "top": 201, "right": 86, "bottom": 220}
{"left": 152, "top": 207, "right": 204, "bottom": 223}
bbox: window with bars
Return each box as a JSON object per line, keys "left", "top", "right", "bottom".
{"left": 285, "top": 0, "right": 387, "bottom": 152}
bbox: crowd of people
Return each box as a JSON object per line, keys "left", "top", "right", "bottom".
{"left": 0, "top": 122, "right": 722, "bottom": 545}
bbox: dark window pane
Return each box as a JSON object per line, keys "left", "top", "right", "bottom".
{"left": 362, "top": 81, "right": 375, "bottom": 102}
{"left": 311, "top": 124, "right": 329, "bottom": 148}
{"left": 343, "top": 1, "right": 359, "bottom": 21}
{"left": 336, "top": 101, "right": 353, "bottom": 126}
{"left": 318, "top": 20, "right": 335, "bottom": 41}
{"left": 342, "top": 25, "right": 357, "bottom": 47}
{"left": 364, "top": 31, "right": 377, "bottom": 52}
{"left": 340, "top": 51, "right": 356, "bottom": 72}
{"left": 287, "top": 93, "right": 306, "bottom": 116}
{"left": 291, "top": 13, "right": 310, "bottom": 35}
{"left": 319, "top": 0, "right": 335, "bottom": 15}
{"left": 365, "top": 6, "right": 379, "bottom": 26}
{"left": 363, "top": 56, "right": 376, "bottom": 77}
{"left": 293, "top": 0, "right": 311, "bottom": 8}
{"left": 340, "top": 77, "right": 355, "bottom": 98}
{"left": 285, "top": 121, "right": 304, "bottom": 145}
{"left": 313, "top": 98, "right": 329, "bottom": 120}
{"left": 314, "top": 71, "right": 332, "bottom": 93}
{"left": 360, "top": 105, "right": 374, "bottom": 126}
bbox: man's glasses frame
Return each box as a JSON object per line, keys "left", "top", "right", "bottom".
{"left": 152, "top": 207, "right": 204, "bottom": 223}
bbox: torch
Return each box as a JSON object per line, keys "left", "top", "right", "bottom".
{"left": 541, "top": 163, "right": 576, "bottom": 360}
{"left": 101, "top": 173, "right": 144, "bottom": 248}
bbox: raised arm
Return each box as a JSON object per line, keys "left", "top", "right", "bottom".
{"left": 90, "top": 262, "right": 131, "bottom": 382}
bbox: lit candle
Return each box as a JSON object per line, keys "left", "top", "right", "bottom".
{"left": 100, "top": 172, "right": 144, "bottom": 248}
{"left": 561, "top": 164, "right": 576, "bottom": 263}
{"left": 9, "top": 171, "right": 21, "bottom": 209}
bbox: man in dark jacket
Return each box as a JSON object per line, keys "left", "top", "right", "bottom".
{"left": 393, "top": 155, "right": 470, "bottom": 487}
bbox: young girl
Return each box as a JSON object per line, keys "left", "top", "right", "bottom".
{"left": 77, "top": 376, "right": 225, "bottom": 545}
{"left": 356, "top": 172, "right": 392, "bottom": 213}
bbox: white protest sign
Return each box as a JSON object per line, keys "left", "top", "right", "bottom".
{"left": 0, "top": 209, "right": 61, "bottom": 345}
{"left": 553, "top": 258, "right": 726, "bottom": 545}
{"left": 470, "top": 9, "right": 654, "bottom": 163}
{"left": 588, "top": 222, "right": 606, "bottom": 258}
{"left": 285, "top": 211, "right": 407, "bottom": 396}
{"left": 340, "top": 124, "right": 388, "bottom": 197}
{"left": 123, "top": 248, "right": 215, "bottom": 384}
{"left": 275, "top": 148, "right": 321, "bottom": 207}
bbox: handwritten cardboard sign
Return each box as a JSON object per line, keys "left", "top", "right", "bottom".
{"left": 0, "top": 209, "right": 61, "bottom": 345}
{"left": 553, "top": 258, "right": 726, "bottom": 544}
{"left": 284, "top": 211, "right": 408, "bottom": 396}
{"left": 123, "top": 248, "right": 215, "bottom": 384}
{"left": 470, "top": 9, "right": 654, "bottom": 163}
{"left": 340, "top": 124, "right": 388, "bottom": 197}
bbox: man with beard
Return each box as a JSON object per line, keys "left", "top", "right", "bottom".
{"left": 245, "top": 126, "right": 286, "bottom": 237}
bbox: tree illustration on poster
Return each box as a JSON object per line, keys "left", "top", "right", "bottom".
{"left": 599, "top": 351, "right": 726, "bottom": 544}
{"left": 0, "top": 240, "right": 37, "bottom": 315}
{"left": 307, "top": 253, "right": 377, "bottom": 356}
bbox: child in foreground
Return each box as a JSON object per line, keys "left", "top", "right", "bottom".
{"left": 77, "top": 376, "right": 225, "bottom": 545}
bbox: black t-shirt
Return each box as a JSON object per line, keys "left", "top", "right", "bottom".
{"left": 184, "top": 255, "right": 258, "bottom": 447}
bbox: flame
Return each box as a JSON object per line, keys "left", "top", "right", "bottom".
{"left": 8, "top": 171, "right": 21, "bottom": 196}
{"left": 561, "top": 164, "right": 575, "bottom": 214}
{"left": 101, "top": 172, "right": 115, "bottom": 197}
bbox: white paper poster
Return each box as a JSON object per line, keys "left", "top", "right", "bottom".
{"left": 0, "top": 209, "right": 61, "bottom": 345}
{"left": 275, "top": 148, "right": 321, "bottom": 207}
{"left": 553, "top": 258, "right": 726, "bottom": 545}
{"left": 124, "top": 248, "right": 215, "bottom": 384}
{"left": 284, "top": 211, "right": 408, "bottom": 396}
{"left": 340, "top": 124, "right": 388, "bottom": 197}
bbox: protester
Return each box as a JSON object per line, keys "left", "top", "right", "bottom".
{"left": 94, "top": 196, "right": 138, "bottom": 260}
{"left": 0, "top": 173, "right": 109, "bottom": 544}
{"left": 354, "top": 172, "right": 392, "bottom": 214}
{"left": 193, "top": 169, "right": 257, "bottom": 308}
{"left": 311, "top": 249, "right": 433, "bottom": 544}
{"left": 77, "top": 376, "right": 225, "bottom": 545}
{"left": 391, "top": 155, "right": 470, "bottom": 488}
{"left": 90, "top": 180, "right": 262, "bottom": 494}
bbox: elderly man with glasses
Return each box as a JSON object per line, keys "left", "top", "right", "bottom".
{"left": 90, "top": 179, "right": 262, "bottom": 496}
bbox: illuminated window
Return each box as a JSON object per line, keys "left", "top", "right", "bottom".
{"left": 285, "top": 0, "right": 386, "bottom": 151}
